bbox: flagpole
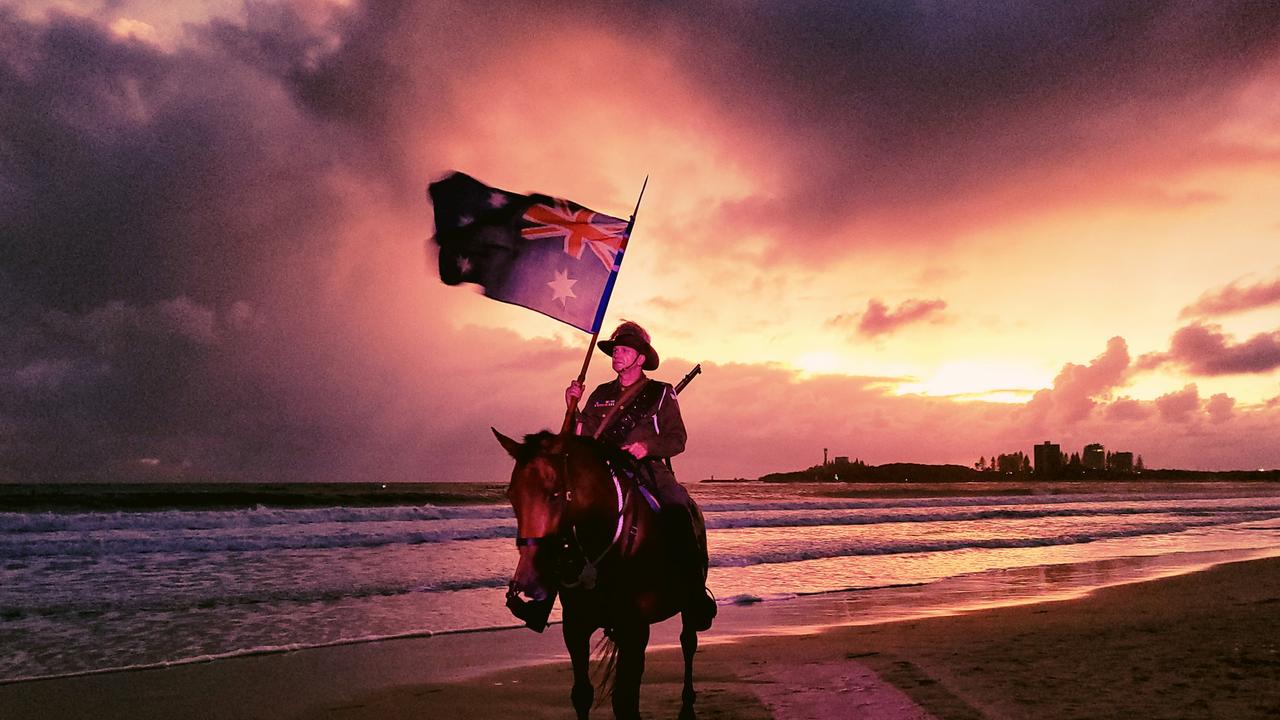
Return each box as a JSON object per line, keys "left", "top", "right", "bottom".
{"left": 560, "top": 176, "right": 649, "bottom": 435}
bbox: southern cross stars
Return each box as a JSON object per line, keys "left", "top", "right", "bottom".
{"left": 547, "top": 268, "right": 577, "bottom": 307}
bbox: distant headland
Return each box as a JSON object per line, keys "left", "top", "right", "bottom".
{"left": 738, "top": 462, "right": 1280, "bottom": 484}
{"left": 711, "top": 438, "right": 1280, "bottom": 484}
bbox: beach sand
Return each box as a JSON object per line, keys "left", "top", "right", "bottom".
{"left": 5, "top": 556, "right": 1280, "bottom": 720}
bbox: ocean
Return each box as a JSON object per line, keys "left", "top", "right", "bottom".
{"left": 4, "top": 480, "right": 1280, "bottom": 684}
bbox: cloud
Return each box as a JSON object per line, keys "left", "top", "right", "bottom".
{"left": 1156, "top": 384, "right": 1201, "bottom": 423}
{"left": 1180, "top": 271, "right": 1280, "bottom": 318}
{"left": 4, "top": 2, "right": 1280, "bottom": 482}
{"left": 1206, "top": 393, "right": 1235, "bottom": 424}
{"left": 1023, "top": 336, "right": 1131, "bottom": 425}
{"left": 0, "top": 9, "right": 415, "bottom": 313}
{"left": 1147, "top": 323, "right": 1280, "bottom": 376}
{"left": 598, "top": 1, "right": 1280, "bottom": 254}
{"left": 831, "top": 298, "right": 948, "bottom": 337}
{"left": 677, "top": 361, "right": 1023, "bottom": 477}
{"left": 0, "top": 5, "right": 455, "bottom": 480}
{"left": 1133, "top": 351, "right": 1168, "bottom": 372}
{"left": 1105, "top": 397, "right": 1152, "bottom": 422}
{"left": 680, "top": 357, "right": 1280, "bottom": 476}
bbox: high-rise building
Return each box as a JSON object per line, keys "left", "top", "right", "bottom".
{"left": 1083, "top": 443, "right": 1106, "bottom": 470}
{"left": 1034, "top": 441, "right": 1062, "bottom": 477}
{"left": 1110, "top": 451, "right": 1134, "bottom": 472}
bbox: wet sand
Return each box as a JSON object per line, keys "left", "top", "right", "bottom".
{"left": 4, "top": 556, "right": 1279, "bottom": 719}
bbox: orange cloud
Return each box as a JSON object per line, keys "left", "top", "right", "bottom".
{"left": 1145, "top": 323, "right": 1280, "bottom": 376}
{"left": 1156, "top": 384, "right": 1201, "bottom": 424}
{"left": 1023, "top": 337, "right": 1131, "bottom": 426}
{"left": 833, "top": 298, "right": 949, "bottom": 338}
{"left": 1207, "top": 393, "right": 1236, "bottom": 424}
{"left": 1105, "top": 397, "right": 1153, "bottom": 422}
{"left": 1180, "top": 271, "right": 1280, "bottom": 318}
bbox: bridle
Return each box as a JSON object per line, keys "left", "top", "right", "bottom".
{"left": 512, "top": 449, "right": 631, "bottom": 591}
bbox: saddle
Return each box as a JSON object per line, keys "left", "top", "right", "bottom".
{"left": 604, "top": 455, "right": 661, "bottom": 512}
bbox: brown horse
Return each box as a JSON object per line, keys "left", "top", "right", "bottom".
{"left": 494, "top": 428, "right": 710, "bottom": 720}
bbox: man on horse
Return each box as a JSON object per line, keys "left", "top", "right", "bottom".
{"left": 565, "top": 321, "right": 717, "bottom": 631}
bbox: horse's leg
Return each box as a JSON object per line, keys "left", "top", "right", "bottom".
{"left": 563, "top": 618, "right": 594, "bottom": 720}
{"left": 610, "top": 622, "right": 650, "bottom": 720}
{"left": 679, "top": 618, "right": 698, "bottom": 718}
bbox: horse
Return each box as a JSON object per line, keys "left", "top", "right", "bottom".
{"left": 493, "top": 428, "right": 711, "bottom": 720}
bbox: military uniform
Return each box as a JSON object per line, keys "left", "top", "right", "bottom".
{"left": 568, "top": 321, "right": 716, "bottom": 630}
{"left": 574, "top": 376, "right": 691, "bottom": 510}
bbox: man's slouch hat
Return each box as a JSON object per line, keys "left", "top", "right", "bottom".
{"left": 597, "top": 321, "right": 659, "bottom": 370}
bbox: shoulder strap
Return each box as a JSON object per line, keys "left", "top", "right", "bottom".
{"left": 595, "top": 381, "right": 668, "bottom": 445}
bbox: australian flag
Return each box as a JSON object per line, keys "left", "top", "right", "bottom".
{"left": 428, "top": 172, "right": 631, "bottom": 333}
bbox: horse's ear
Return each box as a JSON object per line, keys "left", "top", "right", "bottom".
{"left": 492, "top": 428, "right": 523, "bottom": 459}
{"left": 545, "top": 435, "right": 566, "bottom": 455}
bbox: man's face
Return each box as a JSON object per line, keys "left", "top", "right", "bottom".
{"left": 611, "top": 345, "right": 642, "bottom": 373}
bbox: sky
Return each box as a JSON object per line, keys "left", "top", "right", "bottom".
{"left": 2, "top": 0, "right": 1279, "bottom": 483}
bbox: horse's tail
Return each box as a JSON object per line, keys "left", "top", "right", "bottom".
{"left": 590, "top": 629, "right": 619, "bottom": 705}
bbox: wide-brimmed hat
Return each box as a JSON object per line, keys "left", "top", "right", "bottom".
{"left": 597, "top": 321, "right": 659, "bottom": 371}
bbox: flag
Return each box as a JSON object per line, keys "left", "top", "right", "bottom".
{"left": 428, "top": 172, "right": 631, "bottom": 333}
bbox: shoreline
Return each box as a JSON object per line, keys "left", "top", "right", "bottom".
{"left": 5, "top": 550, "right": 1280, "bottom": 719}
{"left": 4, "top": 478, "right": 1278, "bottom": 511}
{"left": 7, "top": 546, "right": 1275, "bottom": 688}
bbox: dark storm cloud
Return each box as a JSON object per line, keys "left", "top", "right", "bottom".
{"left": 0, "top": 5, "right": 441, "bottom": 480}
{"left": 0, "top": 286, "right": 260, "bottom": 479}
{"left": 595, "top": 0, "right": 1280, "bottom": 250}
{"left": 0, "top": 9, "right": 363, "bottom": 312}
{"left": 199, "top": 0, "right": 431, "bottom": 157}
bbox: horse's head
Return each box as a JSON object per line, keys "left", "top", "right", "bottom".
{"left": 494, "top": 428, "right": 573, "bottom": 629}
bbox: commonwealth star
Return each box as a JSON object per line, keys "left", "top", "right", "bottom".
{"left": 547, "top": 268, "right": 577, "bottom": 306}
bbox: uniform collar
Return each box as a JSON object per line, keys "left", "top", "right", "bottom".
{"left": 616, "top": 372, "right": 648, "bottom": 390}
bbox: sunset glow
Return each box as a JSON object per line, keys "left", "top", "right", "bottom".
{"left": 3, "top": 1, "right": 1280, "bottom": 484}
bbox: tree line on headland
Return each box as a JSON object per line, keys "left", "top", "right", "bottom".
{"left": 747, "top": 460, "right": 1280, "bottom": 484}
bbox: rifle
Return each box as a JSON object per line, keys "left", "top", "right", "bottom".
{"left": 673, "top": 363, "right": 702, "bottom": 395}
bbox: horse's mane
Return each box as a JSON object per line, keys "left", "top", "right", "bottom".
{"left": 517, "top": 431, "right": 638, "bottom": 479}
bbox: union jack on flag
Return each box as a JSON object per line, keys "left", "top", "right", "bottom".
{"left": 521, "top": 200, "right": 629, "bottom": 271}
{"left": 428, "top": 172, "right": 635, "bottom": 333}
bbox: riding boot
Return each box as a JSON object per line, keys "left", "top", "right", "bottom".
{"left": 663, "top": 505, "right": 717, "bottom": 631}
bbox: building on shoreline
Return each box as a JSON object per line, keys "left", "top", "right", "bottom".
{"left": 1021, "top": 440, "right": 1139, "bottom": 478}
{"left": 1034, "top": 441, "right": 1063, "bottom": 478}
{"left": 1110, "top": 451, "right": 1134, "bottom": 473}
{"left": 1083, "top": 443, "right": 1106, "bottom": 470}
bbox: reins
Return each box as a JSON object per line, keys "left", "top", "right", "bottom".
{"left": 562, "top": 454, "right": 630, "bottom": 590}
{"left": 514, "top": 444, "right": 633, "bottom": 591}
